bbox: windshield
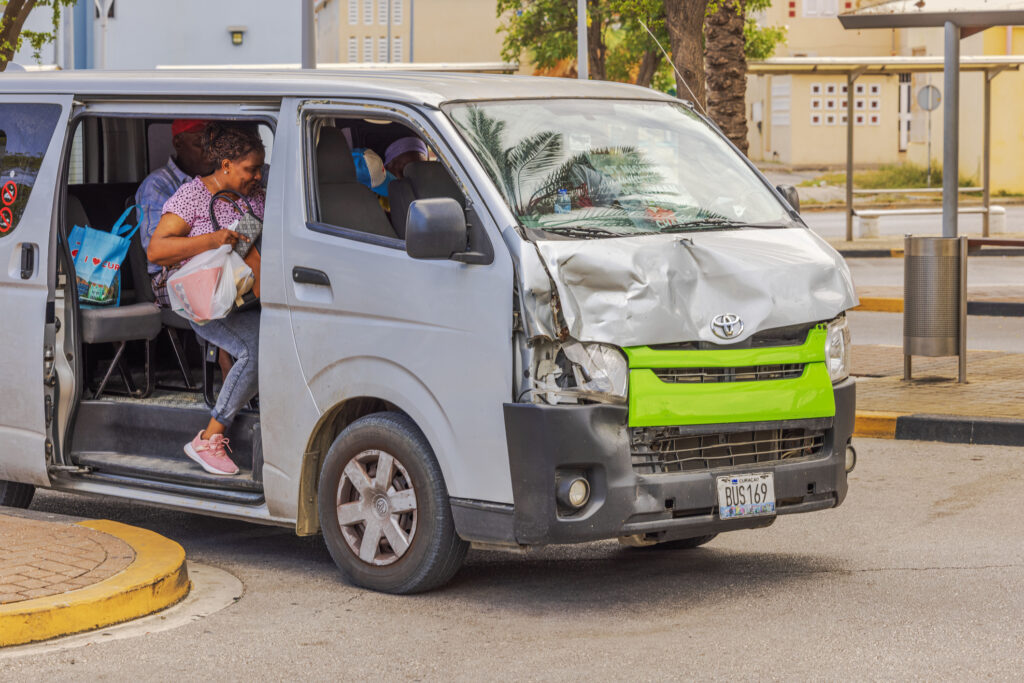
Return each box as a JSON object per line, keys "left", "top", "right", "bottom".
{"left": 445, "top": 99, "right": 793, "bottom": 238}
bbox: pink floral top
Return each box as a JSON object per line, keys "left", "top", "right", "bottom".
{"left": 162, "top": 176, "right": 265, "bottom": 241}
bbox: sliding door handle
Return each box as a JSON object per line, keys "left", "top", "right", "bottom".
{"left": 292, "top": 266, "right": 330, "bottom": 286}
{"left": 20, "top": 243, "right": 36, "bottom": 280}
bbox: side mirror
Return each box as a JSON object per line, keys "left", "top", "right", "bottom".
{"left": 405, "top": 197, "right": 467, "bottom": 260}
{"left": 776, "top": 184, "right": 801, "bottom": 214}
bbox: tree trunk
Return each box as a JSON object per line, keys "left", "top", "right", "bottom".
{"left": 585, "top": 0, "right": 606, "bottom": 81}
{"left": 0, "top": 0, "right": 37, "bottom": 71}
{"left": 664, "top": 0, "right": 709, "bottom": 110}
{"left": 634, "top": 49, "right": 661, "bottom": 88}
{"left": 705, "top": 0, "right": 749, "bottom": 154}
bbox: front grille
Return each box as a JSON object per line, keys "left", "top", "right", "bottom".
{"left": 630, "top": 426, "right": 826, "bottom": 475}
{"left": 648, "top": 322, "right": 815, "bottom": 351}
{"left": 653, "top": 364, "right": 804, "bottom": 384}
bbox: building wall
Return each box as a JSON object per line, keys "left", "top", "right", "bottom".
{"left": 317, "top": 0, "right": 504, "bottom": 65}
{"left": 92, "top": 0, "right": 302, "bottom": 68}
{"left": 760, "top": 0, "right": 893, "bottom": 58}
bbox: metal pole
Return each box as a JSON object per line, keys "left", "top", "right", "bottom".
{"left": 93, "top": 0, "right": 110, "bottom": 69}
{"left": 982, "top": 70, "right": 992, "bottom": 237}
{"left": 577, "top": 0, "right": 588, "bottom": 80}
{"left": 943, "top": 21, "right": 960, "bottom": 238}
{"left": 386, "top": 0, "right": 392, "bottom": 63}
{"left": 846, "top": 72, "right": 855, "bottom": 242}
{"left": 301, "top": 0, "right": 316, "bottom": 69}
{"left": 958, "top": 235, "right": 967, "bottom": 383}
{"left": 409, "top": 0, "right": 415, "bottom": 61}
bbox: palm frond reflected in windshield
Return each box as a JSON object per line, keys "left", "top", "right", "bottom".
{"left": 448, "top": 100, "right": 791, "bottom": 238}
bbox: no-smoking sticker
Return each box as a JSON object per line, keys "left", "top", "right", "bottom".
{"left": 0, "top": 207, "right": 12, "bottom": 233}
{"left": 1, "top": 181, "right": 16, "bottom": 205}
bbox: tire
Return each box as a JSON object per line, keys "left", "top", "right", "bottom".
{"left": 317, "top": 411, "right": 468, "bottom": 594}
{"left": 0, "top": 480, "right": 35, "bottom": 509}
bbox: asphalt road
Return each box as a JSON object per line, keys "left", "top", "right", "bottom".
{"left": 7, "top": 438, "right": 1024, "bottom": 679}
{"left": 848, "top": 310, "right": 1024, "bottom": 352}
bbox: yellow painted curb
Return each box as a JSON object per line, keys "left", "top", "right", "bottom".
{"left": 890, "top": 248, "right": 905, "bottom": 258}
{"left": 854, "top": 411, "right": 904, "bottom": 439}
{"left": 853, "top": 297, "right": 904, "bottom": 313}
{"left": 0, "top": 520, "right": 190, "bottom": 647}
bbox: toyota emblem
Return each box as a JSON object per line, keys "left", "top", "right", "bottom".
{"left": 710, "top": 313, "right": 744, "bottom": 340}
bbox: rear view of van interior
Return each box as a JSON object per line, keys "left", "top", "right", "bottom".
{"left": 56, "top": 113, "right": 465, "bottom": 505}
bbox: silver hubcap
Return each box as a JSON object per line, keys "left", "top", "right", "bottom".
{"left": 335, "top": 449, "right": 418, "bottom": 566}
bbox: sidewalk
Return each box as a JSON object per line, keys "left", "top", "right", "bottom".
{"left": 0, "top": 509, "right": 189, "bottom": 647}
{"left": 852, "top": 345, "right": 1024, "bottom": 446}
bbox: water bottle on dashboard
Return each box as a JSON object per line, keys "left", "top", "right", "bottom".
{"left": 553, "top": 189, "right": 571, "bottom": 214}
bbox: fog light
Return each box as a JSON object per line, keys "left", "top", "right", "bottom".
{"left": 557, "top": 476, "right": 590, "bottom": 509}
{"left": 845, "top": 443, "right": 857, "bottom": 473}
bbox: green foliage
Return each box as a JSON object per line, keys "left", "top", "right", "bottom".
{"left": 498, "top": 0, "right": 784, "bottom": 88}
{"left": 1, "top": 0, "right": 77, "bottom": 64}
{"left": 800, "top": 163, "right": 979, "bottom": 189}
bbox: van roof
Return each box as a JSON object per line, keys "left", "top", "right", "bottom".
{"left": 0, "top": 69, "right": 675, "bottom": 108}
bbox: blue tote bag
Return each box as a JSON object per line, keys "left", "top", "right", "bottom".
{"left": 69, "top": 206, "right": 143, "bottom": 307}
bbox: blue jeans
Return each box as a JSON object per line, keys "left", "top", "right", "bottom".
{"left": 190, "top": 310, "right": 259, "bottom": 426}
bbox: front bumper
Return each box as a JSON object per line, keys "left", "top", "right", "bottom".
{"left": 502, "top": 378, "right": 855, "bottom": 546}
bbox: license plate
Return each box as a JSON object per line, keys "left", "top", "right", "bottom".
{"left": 717, "top": 472, "right": 776, "bottom": 520}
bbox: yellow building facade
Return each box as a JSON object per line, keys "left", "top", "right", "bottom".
{"left": 314, "top": 0, "right": 507, "bottom": 65}
{"left": 748, "top": 1, "right": 1024, "bottom": 193}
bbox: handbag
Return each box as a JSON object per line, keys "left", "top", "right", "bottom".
{"left": 69, "top": 205, "right": 143, "bottom": 307}
{"left": 210, "top": 190, "right": 262, "bottom": 258}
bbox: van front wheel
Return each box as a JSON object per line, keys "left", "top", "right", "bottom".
{"left": 0, "top": 480, "right": 35, "bottom": 508}
{"left": 317, "top": 412, "right": 468, "bottom": 594}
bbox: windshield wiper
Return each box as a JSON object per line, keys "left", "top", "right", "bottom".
{"left": 659, "top": 218, "right": 744, "bottom": 232}
{"left": 659, "top": 219, "right": 792, "bottom": 233}
{"left": 541, "top": 225, "right": 622, "bottom": 239}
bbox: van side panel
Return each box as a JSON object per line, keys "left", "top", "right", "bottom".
{"left": 277, "top": 99, "right": 516, "bottom": 506}
{"left": 0, "top": 95, "right": 73, "bottom": 486}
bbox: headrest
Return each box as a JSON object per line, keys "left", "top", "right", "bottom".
{"left": 317, "top": 127, "right": 358, "bottom": 184}
{"left": 404, "top": 161, "right": 464, "bottom": 205}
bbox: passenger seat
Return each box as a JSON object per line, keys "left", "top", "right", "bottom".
{"left": 316, "top": 127, "right": 397, "bottom": 239}
{"left": 388, "top": 161, "right": 466, "bottom": 239}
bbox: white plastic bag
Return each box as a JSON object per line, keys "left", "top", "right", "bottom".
{"left": 167, "top": 245, "right": 252, "bottom": 325}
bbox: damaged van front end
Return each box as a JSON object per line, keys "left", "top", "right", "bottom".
{"left": 446, "top": 96, "right": 858, "bottom": 548}
{"left": 505, "top": 227, "right": 857, "bottom": 546}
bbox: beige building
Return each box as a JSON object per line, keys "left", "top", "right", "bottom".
{"left": 314, "top": 0, "right": 508, "bottom": 66}
{"left": 747, "top": 1, "right": 1024, "bottom": 193}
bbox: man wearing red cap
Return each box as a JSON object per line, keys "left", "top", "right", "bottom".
{"left": 135, "top": 119, "right": 215, "bottom": 300}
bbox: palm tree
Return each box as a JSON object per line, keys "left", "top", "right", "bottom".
{"left": 705, "top": 0, "right": 749, "bottom": 155}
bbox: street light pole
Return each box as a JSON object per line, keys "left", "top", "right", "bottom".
{"left": 301, "top": 0, "right": 316, "bottom": 69}
{"left": 577, "top": 0, "right": 588, "bottom": 80}
{"left": 93, "top": 0, "right": 113, "bottom": 68}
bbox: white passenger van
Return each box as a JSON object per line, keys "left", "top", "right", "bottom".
{"left": 0, "top": 71, "right": 857, "bottom": 593}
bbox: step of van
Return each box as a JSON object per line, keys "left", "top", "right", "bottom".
{"left": 69, "top": 400, "right": 264, "bottom": 503}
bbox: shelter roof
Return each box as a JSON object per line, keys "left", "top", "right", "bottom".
{"left": 748, "top": 55, "right": 1024, "bottom": 75}
{"left": 839, "top": 0, "right": 1024, "bottom": 30}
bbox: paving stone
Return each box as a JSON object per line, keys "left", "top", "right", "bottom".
{"left": 0, "top": 515, "right": 134, "bottom": 605}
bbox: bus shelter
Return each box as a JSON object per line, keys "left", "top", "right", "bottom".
{"left": 748, "top": 55, "right": 1024, "bottom": 241}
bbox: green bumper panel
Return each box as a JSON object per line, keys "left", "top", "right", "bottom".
{"left": 624, "top": 328, "right": 836, "bottom": 427}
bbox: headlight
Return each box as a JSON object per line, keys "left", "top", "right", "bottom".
{"left": 560, "top": 342, "right": 629, "bottom": 400}
{"left": 825, "top": 316, "right": 851, "bottom": 383}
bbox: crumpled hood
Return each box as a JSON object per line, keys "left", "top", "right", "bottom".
{"left": 530, "top": 227, "right": 858, "bottom": 347}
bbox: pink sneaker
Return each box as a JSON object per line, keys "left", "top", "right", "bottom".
{"left": 184, "top": 431, "right": 239, "bottom": 475}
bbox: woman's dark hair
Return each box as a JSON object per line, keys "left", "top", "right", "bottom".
{"left": 202, "top": 122, "right": 264, "bottom": 166}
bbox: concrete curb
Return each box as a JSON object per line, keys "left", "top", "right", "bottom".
{"left": 854, "top": 411, "right": 1024, "bottom": 446}
{"left": 0, "top": 520, "right": 190, "bottom": 647}
{"left": 853, "top": 297, "right": 1024, "bottom": 317}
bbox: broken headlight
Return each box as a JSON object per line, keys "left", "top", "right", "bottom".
{"left": 533, "top": 342, "right": 628, "bottom": 404}
{"left": 825, "top": 316, "right": 851, "bottom": 383}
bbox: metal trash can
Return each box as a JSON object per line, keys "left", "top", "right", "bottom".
{"left": 903, "top": 235, "right": 967, "bottom": 382}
